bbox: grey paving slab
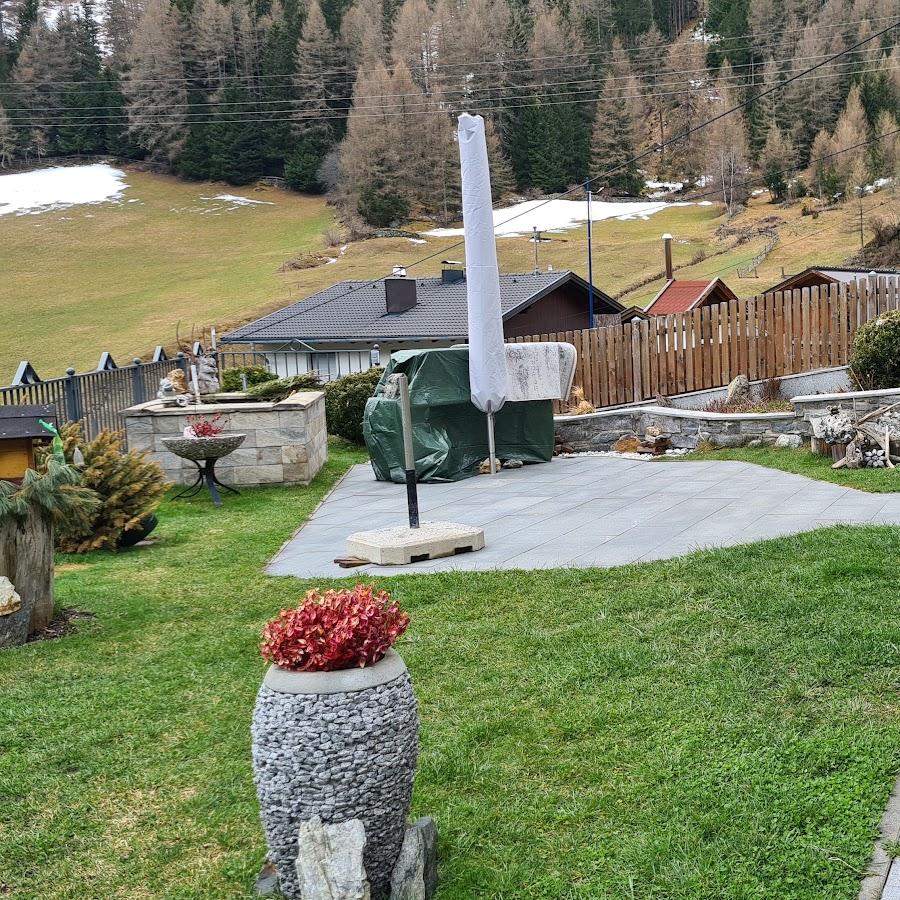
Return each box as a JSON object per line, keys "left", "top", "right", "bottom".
{"left": 266, "top": 457, "right": 900, "bottom": 577}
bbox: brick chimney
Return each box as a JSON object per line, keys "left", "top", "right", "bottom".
{"left": 662, "top": 233, "right": 674, "bottom": 281}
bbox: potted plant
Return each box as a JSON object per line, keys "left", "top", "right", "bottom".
{"left": 251, "top": 585, "right": 418, "bottom": 900}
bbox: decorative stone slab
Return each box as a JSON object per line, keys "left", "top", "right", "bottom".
{"left": 346, "top": 522, "right": 485, "bottom": 565}
{"left": 162, "top": 433, "right": 246, "bottom": 461}
{"left": 295, "top": 817, "right": 370, "bottom": 900}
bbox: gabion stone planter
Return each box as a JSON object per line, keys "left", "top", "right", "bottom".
{"left": 251, "top": 649, "right": 419, "bottom": 900}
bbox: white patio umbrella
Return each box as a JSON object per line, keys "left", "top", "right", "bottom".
{"left": 457, "top": 113, "right": 508, "bottom": 474}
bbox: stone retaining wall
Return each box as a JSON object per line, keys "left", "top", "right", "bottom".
{"left": 555, "top": 385, "right": 900, "bottom": 452}
{"left": 124, "top": 390, "right": 327, "bottom": 486}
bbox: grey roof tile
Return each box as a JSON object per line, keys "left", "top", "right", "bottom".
{"left": 223, "top": 271, "right": 599, "bottom": 343}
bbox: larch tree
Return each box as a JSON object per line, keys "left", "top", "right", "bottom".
{"left": 664, "top": 39, "right": 709, "bottom": 182}
{"left": 340, "top": 0, "right": 385, "bottom": 68}
{"left": 809, "top": 128, "right": 840, "bottom": 199}
{"left": 760, "top": 125, "right": 792, "bottom": 201}
{"left": 705, "top": 61, "right": 750, "bottom": 214}
{"left": 831, "top": 83, "right": 870, "bottom": 189}
{"left": 0, "top": 101, "right": 13, "bottom": 166}
{"left": 390, "top": 0, "right": 434, "bottom": 90}
{"left": 873, "top": 109, "right": 898, "bottom": 179}
{"left": 484, "top": 114, "right": 514, "bottom": 200}
{"left": 124, "top": 0, "right": 188, "bottom": 162}
{"left": 105, "top": 0, "right": 145, "bottom": 69}
{"left": 590, "top": 69, "right": 641, "bottom": 195}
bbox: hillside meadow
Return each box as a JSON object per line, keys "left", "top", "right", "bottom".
{"left": 3, "top": 164, "right": 896, "bottom": 381}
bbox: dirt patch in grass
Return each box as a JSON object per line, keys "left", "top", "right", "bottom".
{"left": 28, "top": 608, "right": 96, "bottom": 642}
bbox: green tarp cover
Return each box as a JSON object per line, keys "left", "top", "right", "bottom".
{"left": 363, "top": 348, "right": 554, "bottom": 483}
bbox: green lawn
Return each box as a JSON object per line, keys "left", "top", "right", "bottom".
{"left": 2, "top": 445, "right": 899, "bottom": 898}
{"left": 665, "top": 447, "right": 900, "bottom": 493}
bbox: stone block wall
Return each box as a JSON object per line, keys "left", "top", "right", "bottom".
{"left": 555, "top": 385, "right": 900, "bottom": 453}
{"left": 124, "top": 391, "right": 327, "bottom": 487}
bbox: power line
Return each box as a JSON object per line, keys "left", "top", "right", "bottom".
{"left": 6, "top": 59, "right": 894, "bottom": 128}
{"left": 4, "top": 49, "right": 889, "bottom": 116}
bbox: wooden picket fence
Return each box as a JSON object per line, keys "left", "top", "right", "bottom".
{"left": 511, "top": 278, "right": 900, "bottom": 410}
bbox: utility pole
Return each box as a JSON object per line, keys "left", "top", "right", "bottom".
{"left": 859, "top": 204, "right": 866, "bottom": 265}
{"left": 585, "top": 181, "right": 595, "bottom": 328}
{"left": 532, "top": 226, "right": 540, "bottom": 274}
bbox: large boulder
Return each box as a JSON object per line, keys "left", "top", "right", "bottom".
{"left": 724, "top": 375, "right": 751, "bottom": 406}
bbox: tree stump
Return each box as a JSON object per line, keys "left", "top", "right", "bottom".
{"left": 0, "top": 508, "right": 54, "bottom": 647}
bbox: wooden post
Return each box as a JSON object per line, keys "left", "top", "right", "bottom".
{"left": 0, "top": 507, "right": 54, "bottom": 647}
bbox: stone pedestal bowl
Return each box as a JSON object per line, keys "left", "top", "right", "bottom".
{"left": 162, "top": 433, "right": 246, "bottom": 461}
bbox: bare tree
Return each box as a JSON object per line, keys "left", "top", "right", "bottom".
{"left": 0, "top": 102, "right": 14, "bottom": 167}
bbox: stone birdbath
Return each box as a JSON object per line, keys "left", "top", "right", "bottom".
{"left": 163, "top": 434, "right": 246, "bottom": 506}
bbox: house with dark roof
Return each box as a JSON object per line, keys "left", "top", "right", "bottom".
{"left": 764, "top": 266, "right": 900, "bottom": 294}
{"left": 223, "top": 268, "right": 631, "bottom": 377}
{"left": 645, "top": 234, "right": 738, "bottom": 316}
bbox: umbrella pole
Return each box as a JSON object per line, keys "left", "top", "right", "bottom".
{"left": 487, "top": 412, "right": 498, "bottom": 474}
{"left": 398, "top": 374, "right": 420, "bottom": 528}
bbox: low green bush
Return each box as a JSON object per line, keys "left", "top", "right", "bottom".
{"left": 323, "top": 368, "right": 382, "bottom": 444}
{"left": 850, "top": 309, "right": 900, "bottom": 389}
{"left": 221, "top": 365, "right": 278, "bottom": 392}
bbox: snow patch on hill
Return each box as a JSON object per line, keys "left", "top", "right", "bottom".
{"left": 0, "top": 164, "right": 128, "bottom": 217}
{"left": 425, "top": 197, "right": 688, "bottom": 238}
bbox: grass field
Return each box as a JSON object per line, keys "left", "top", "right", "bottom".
{"left": 3, "top": 162, "right": 896, "bottom": 381}
{"left": 1, "top": 445, "right": 899, "bottom": 898}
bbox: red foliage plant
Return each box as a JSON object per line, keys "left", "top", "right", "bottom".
{"left": 260, "top": 586, "right": 410, "bottom": 672}
{"left": 186, "top": 413, "right": 225, "bottom": 437}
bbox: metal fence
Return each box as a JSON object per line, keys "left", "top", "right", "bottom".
{"left": 0, "top": 348, "right": 352, "bottom": 445}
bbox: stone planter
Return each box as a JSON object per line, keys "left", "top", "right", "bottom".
{"left": 251, "top": 649, "right": 419, "bottom": 900}
{"left": 161, "top": 433, "right": 246, "bottom": 461}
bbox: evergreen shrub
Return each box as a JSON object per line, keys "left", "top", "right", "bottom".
{"left": 221, "top": 365, "right": 278, "bottom": 391}
{"left": 323, "top": 368, "right": 382, "bottom": 444}
{"left": 850, "top": 309, "right": 900, "bottom": 390}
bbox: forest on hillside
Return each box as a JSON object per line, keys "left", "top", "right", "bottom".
{"left": 0, "top": 0, "right": 898, "bottom": 227}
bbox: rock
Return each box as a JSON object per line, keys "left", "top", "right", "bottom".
{"left": 501, "top": 459, "right": 523, "bottom": 469}
{"left": 774, "top": 433, "right": 803, "bottom": 449}
{"left": 724, "top": 374, "right": 751, "bottom": 406}
{"left": 255, "top": 860, "right": 279, "bottom": 897}
{"left": 747, "top": 439, "right": 763, "bottom": 448}
{"left": 0, "top": 577, "right": 21, "bottom": 618}
{"left": 612, "top": 435, "right": 640, "bottom": 454}
{"left": 295, "top": 817, "right": 370, "bottom": 900}
{"left": 390, "top": 818, "right": 437, "bottom": 900}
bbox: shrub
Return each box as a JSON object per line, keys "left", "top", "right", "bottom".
{"left": 46, "top": 423, "right": 169, "bottom": 553}
{"left": 260, "top": 585, "right": 409, "bottom": 672}
{"left": 247, "top": 373, "right": 323, "bottom": 402}
{"left": 323, "top": 368, "right": 382, "bottom": 444}
{"left": 358, "top": 186, "right": 409, "bottom": 227}
{"left": 221, "top": 365, "right": 277, "bottom": 392}
{"left": 851, "top": 309, "right": 900, "bottom": 389}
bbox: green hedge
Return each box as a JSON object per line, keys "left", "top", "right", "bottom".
{"left": 323, "top": 368, "right": 382, "bottom": 444}
{"left": 850, "top": 309, "right": 900, "bottom": 390}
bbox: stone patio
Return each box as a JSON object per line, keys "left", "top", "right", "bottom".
{"left": 268, "top": 456, "right": 900, "bottom": 578}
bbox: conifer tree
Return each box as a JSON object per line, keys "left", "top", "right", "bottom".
{"left": 0, "top": 101, "right": 13, "bottom": 167}
{"left": 484, "top": 114, "right": 514, "bottom": 200}
{"left": 760, "top": 125, "right": 792, "bottom": 200}
{"left": 287, "top": 0, "right": 346, "bottom": 192}
{"left": 208, "top": 82, "right": 264, "bottom": 184}
{"left": 389, "top": 0, "right": 433, "bottom": 88}
{"left": 590, "top": 70, "right": 641, "bottom": 195}
{"left": 124, "top": 0, "right": 187, "bottom": 161}
{"left": 873, "top": 109, "right": 898, "bottom": 179}
{"left": 831, "top": 83, "right": 870, "bottom": 188}
{"left": 340, "top": 0, "right": 384, "bottom": 68}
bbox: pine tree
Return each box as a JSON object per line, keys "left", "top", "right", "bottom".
{"left": 124, "top": 0, "right": 188, "bottom": 162}
{"left": 590, "top": 70, "right": 641, "bottom": 195}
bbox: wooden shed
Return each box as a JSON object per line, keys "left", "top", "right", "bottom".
{"left": 0, "top": 404, "right": 58, "bottom": 482}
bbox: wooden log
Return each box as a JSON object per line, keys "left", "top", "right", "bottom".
{"left": 0, "top": 507, "right": 54, "bottom": 647}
